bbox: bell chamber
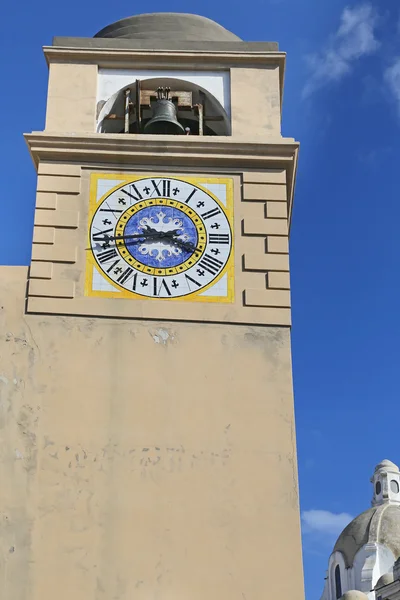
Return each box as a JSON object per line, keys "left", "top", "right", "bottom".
{"left": 98, "top": 78, "right": 231, "bottom": 136}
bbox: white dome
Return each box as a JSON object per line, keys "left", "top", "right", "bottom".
{"left": 334, "top": 504, "right": 400, "bottom": 567}
{"left": 320, "top": 460, "right": 400, "bottom": 600}
{"left": 340, "top": 591, "right": 369, "bottom": 600}
{"left": 374, "top": 459, "right": 399, "bottom": 472}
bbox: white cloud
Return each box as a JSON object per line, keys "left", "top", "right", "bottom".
{"left": 303, "top": 4, "right": 380, "bottom": 98}
{"left": 384, "top": 58, "right": 400, "bottom": 114}
{"left": 302, "top": 510, "right": 354, "bottom": 536}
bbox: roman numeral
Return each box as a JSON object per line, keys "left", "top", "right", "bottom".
{"left": 201, "top": 207, "right": 221, "bottom": 220}
{"left": 122, "top": 184, "right": 143, "bottom": 202}
{"left": 185, "top": 274, "right": 201, "bottom": 288}
{"left": 185, "top": 189, "right": 197, "bottom": 203}
{"left": 150, "top": 179, "right": 172, "bottom": 197}
{"left": 99, "top": 208, "right": 123, "bottom": 213}
{"left": 132, "top": 272, "right": 137, "bottom": 291}
{"left": 197, "top": 253, "right": 224, "bottom": 275}
{"left": 153, "top": 278, "right": 172, "bottom": 296}
{"left": 106, "top": 260, "right": 119, "bottom": 273}
{"left": 96, "top": 248, "right": 118, "bottom": 264}
{"left": 151, "top": 180, "right": 161, "bottom": 195}
{"left": 92, "top": 228, "right": 113, "bottom": 241}
{"left": 162, "top": 180, "right": 171, "bottom": 197}
{"left": 117, "top": 267, "right": 134, "bottom": 284}
{"left": 209, "top": 234, "right": 230, "bottom": 244}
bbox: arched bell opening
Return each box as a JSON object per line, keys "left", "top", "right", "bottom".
{"left": 97, "top": 77, "right": 230, "bottom": 136}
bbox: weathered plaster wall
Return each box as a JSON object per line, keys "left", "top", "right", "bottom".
{"left": 45, "top": 63, "right": 98, "bottom": 133}
{"left": 230, "top": 67, "right": 281, "bottom": 139}
{"left": 0, "top": 266, "right": 303, "bottom": 600}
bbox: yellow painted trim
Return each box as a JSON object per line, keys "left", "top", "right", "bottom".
{"left": 85, "top": 173, "right": 234, "bottom": 303}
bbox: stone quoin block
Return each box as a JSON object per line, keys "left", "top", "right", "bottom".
{"left": 29, "top": 279, "right": 75, "bottom": 298}
{"left": 34, "top": 209, "right": 80, "bottom": 229}
{"left": 267, "top": 236, "right": 289, "bottom": 254}
{"left": 268, "top": 271, "right": 291, "bottom": 289}
{"left": 266, "top": 201, "right": 287, "bottom": 218}
{"left": 31, "top": 244, "right": 78, "bottom": 263}
{"left": 244, "top": 288, "right": 291, "bottom": 308}
{"left": 243, "top": 183, "right": 287, "bottom": 201}
{"left": 242, "top": 170, "right": 286, "bottom": 184}
{"left": 37, "top": 175, "right": 81, "bottom": 194}
{"left": 35, "top": 192, "right": 58, "bottom": 210}
{"left": 29, "top": 262, "right": 54, "bottom": 279}
{"left": 243, "top": 217, "right": 288, "bottom": 236}
{"left": 244, "top": 253, "right": 289, "bottom": 272}
{"left": 33, "top": 227, "right": 56, "bottom": 244}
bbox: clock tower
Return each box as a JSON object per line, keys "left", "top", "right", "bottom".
{"left": 1, "top": 13, "right": 303, "bottom": 600}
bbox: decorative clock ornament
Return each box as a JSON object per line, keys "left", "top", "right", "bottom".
{"left": 88, "top": 176, "right": 233, "bottom": 300}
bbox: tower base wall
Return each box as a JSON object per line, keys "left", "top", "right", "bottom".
{"left": 0, "top": 266, "right": 304, "bottom": 600}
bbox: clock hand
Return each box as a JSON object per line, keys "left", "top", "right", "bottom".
{"left": 93, "top": 229, "right": 182, "bottom": 244}
{"left": 88, "top": 230, "right": 184, "bottom": 251}
{"left": 120, "top": 234, "right": 202, "bottom": 255}
{"left": 120, "top": 229, "right": 182, "bottom": 242}
{"left": 170, "top": 237, "right": 202, "bottom": 254}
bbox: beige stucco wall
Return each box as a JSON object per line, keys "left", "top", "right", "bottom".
{"left": 44, "top": 58, "right": 282, "bottom": 139}
{"left": 230, "top": 67, "right": 281, "bottom": 139}
{"left": 45, "top": 63, "right": 98, "bottom": 132}
{"left": 0, "top": 266, "right": 304, "bottom": 600}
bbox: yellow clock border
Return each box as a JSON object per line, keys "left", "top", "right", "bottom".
{"left": 85, "top": 173, "right": 235, "bottom": 303}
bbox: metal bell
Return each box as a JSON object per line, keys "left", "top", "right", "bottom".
{"left": 144, "top": 87, "right": 185, "bottom": 135}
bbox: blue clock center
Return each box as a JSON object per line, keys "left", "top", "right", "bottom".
{"left": 124, "top": 206, "right": 198, "bottom": 269}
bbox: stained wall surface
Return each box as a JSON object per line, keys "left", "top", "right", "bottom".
{"left": 0, "top": 266, "right": 304, "bottom": 600}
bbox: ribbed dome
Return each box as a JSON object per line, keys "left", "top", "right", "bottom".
{"left": 334, "top": 504, "right": 400, "bottom": 567}
{"left": 94, "top": 13, "right": 241, "bottom": 42}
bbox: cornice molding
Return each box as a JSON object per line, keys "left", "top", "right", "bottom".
{"left": 43, "top": 46, "right": 286, "bottom": 67}
{"left": 43, "top": 47, "right": 286, "bottom": 103}
{"left": 24, "top": 132, "right": 299, "bottom": 223}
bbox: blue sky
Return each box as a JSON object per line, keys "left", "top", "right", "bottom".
{"left": 2, "top": 0, "right": 400, "bottom": 598}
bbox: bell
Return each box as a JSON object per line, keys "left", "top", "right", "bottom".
{"left": 144, "top": 87, "right": 185, "bottom": 135}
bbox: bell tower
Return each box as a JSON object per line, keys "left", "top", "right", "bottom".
{"left": 1, "top": 12, "right": 303, "bottom": 600}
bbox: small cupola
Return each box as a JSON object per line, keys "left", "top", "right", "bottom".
{"left": 371, "top": 459, "right": 400, "bottom": 506}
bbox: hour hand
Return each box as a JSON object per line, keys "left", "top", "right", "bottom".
{"left": 171, "top": 237, "right": 202, "bottom": 254}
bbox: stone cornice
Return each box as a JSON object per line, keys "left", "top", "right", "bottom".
{"left": 43, "top": 46, "right": 286, "bottom": 68}
{"left": 24, "top": 132, "right": 299, "bottom": 223}
{"left": 43, "top": 46, "right": 286, "bottom": 106}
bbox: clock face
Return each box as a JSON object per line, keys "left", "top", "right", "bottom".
{"left": 87, "top": 176, "right": 233, "bottom": 300}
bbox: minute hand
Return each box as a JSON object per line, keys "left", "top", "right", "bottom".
{"left": 94, "top": 231, "right": 178, "bottom": 244}
{"left": 118, "top": 229, "right": 181, "bottom": 241}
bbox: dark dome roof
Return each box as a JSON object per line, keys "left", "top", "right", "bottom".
{"left": 333, "top": 504, "right": 400, "bottom": 567}
{"left": 94, "top": 12, "right": 241, "bottom": 42}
